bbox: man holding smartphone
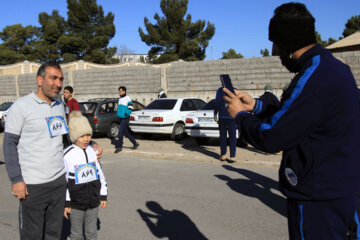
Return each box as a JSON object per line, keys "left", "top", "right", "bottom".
{"left": 224, "top": 3, "right": 360, "bottom": 239}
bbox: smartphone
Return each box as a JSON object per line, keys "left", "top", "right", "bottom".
{"left": 220, "top": 74, "right": 235, "bottom": 93}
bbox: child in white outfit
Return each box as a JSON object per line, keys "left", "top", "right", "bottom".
{"left": 63, "top": 111, "right": 108, "bottom": 240}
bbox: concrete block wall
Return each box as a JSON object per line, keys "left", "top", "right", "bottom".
{"left": 166, "top": 56, "right": 294, "bottom": 99}
{"left": 17, "top": 72, "right": 70, "bottom": 97}
{"left": 0, "top": 75, "right": 17, "bottom": 102}
{"left": 333, "top": 51, "right": 360, "bottom": 85}
{"left": 18, "top": 73, "right": 37, "bottom": 96}
{"left": 71, "top": 66, "right": 161, "bottom": 105}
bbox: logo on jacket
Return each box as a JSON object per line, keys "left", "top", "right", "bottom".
{"left": 285, "top": 168, "right": 298, "bottom": 186}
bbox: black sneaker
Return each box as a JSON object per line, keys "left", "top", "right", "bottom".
{"left": 114, "top": 148, "right": 122, "bottom": 153}
{"left": 131, "top": 143, "right": 139, "bottom": 150}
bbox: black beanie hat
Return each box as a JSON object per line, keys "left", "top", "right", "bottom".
{"left": 269, "top": 3, "right": 316, "bottom": 53}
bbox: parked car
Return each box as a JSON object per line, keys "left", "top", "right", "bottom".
{"left": 80, "top": 98, "right": 145, "bottom": 138}
{"left": 129, "top": 98, "right": 206, "bottom": 140}
{"left": 0, "top": 101, "right": 13, "bottom": 131}
{"left": 185, "top": 99, "right": 245, "bottom": 146}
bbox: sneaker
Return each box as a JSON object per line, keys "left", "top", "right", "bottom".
{"left": 219, "top": 155, "right": 226, "bottom": 161}
{"left": 131, "top": 142, "right": 139, "bottom": 150}
{"left": 114, "top": 148, "right": 122, "bottom": 153}
{"left": 228, "top": 157, "right": 236, "bottom": 163}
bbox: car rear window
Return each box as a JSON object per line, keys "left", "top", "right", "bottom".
{"left": 0, "top": 102, "right": 13, "bottom": 111}
{"left": 80, "top": 102, "right": 98, "bottom": 114}
{"left": 201, "top": 100, "right": 216, "bottom": 110}
{"left": 145, "top": 99, "right": 177, "bottom": 110}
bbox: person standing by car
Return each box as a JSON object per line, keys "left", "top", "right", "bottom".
{"left": 257, "top": 84, "right": 280, "bottom": 119}
{"left": 63, "top": 86, "right": 81, "bottom": 119}
{"left": 114, "top": 86, "right": 139, "bottom": 153}
{"left": 223, "top": 3, "right": 360, "bottom": 239}
{"left": 158, "top": 88, "right": 167, "bottom": 98}
{"left": 260, "top": 84, "right": 280, "bottom": 107}
{"left": 214, "top": 87, "right": 237, "bottom": 163}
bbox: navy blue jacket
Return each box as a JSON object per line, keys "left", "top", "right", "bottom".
{"left": 236, "top": 45, "right": 360, "bottom": 200}
{"left": 214, "top": 87, "right": 232, "bottom": 119}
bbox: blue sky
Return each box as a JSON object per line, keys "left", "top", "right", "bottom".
{"left": 0, "top": 0, "right": 359, "bottom": 60}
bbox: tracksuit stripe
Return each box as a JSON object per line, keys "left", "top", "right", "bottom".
{"left": 260, "top": 55, "right": 321, "bottom": 132}
{"left": 355, "top": 211, "right": 360, "bottom": 240}
{"left": 299, "top": 204, "right": 304, "bottom": 240}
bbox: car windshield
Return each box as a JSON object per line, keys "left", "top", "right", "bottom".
{"left": 200, "top": 100, "right": 216, "bottom": 110}
{"left": 145, "top": 99, "right": 177, "bottom": 110}
{"left": 80, "top": 102, "right": 98, "bottom": 114}
{"left": 0, "top": 102, "right": 13, "bottom": 111}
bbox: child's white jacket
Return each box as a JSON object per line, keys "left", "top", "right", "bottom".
{"left": 63, "top": 144, "right": 108, "bottom": 210}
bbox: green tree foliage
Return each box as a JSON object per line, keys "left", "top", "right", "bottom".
{"left": 0, "top": 0, "right": 117, "bottom": 65}
{"left": 343, "top": 15, "right": 360, "bottom": 37}
{"left": 0, "top": 24, "right": 37, "bottom": 64}
{"left": 315, "top": 31, "right": 337, "bottom": 47}
{"left": 139, "top": 0, "right": 215, "bottom": 63}
{"left": 327, "top": 37, "right": 337, "bottom": 46}
{"left": 36, "top": 10, "right": 66, "bottom": 62}
{"left": 260, "top": 48, "right": 269, "bottom": 57}
{"left": 221, "top": 48, "right": 243, "bottom": 59}
{"left": 139, "top": 55, "right": 146, "bottom": 63}
{"left": 61, "top": 0, "right": 117, "bottom": 63}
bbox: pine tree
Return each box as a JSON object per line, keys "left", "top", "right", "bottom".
{"left": 0, "top": 24, "right": 37, "bottom": 64}
{"left": 221, "top": 49, "right": 243, "bottom": 59}
{"left": 260, "top": 48, "right": 270, "bottom": 57}
{"left": 36, "top": 10, "right": 66, "bottom": 62}
{"left": 139, "top": 0, "right": 215, "bottom": 63}
{"left": 343, "top": 15, "right": 360, "bottom": 37}
{"left": 59, "top": 0, "right": 117, "bottom": 63}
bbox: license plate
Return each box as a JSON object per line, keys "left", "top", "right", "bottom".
{"left": 198, "top": 117, "right": 213, "bottom": 123}
{"left": 139, "top": 116, "right": 150, "bottom": 120}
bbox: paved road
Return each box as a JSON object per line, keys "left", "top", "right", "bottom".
{"left": 0, "top": 146, "right": 288, "bottom": 240}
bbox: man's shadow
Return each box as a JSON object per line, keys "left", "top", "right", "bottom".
{"left": 216, "top": 165, "right": 287, "bottom": 217}
{"left": 60, "top": 216, "right": 101, "bottom": 240}
{"left": 137, "top": 201, "right": 208, "bottom": 240}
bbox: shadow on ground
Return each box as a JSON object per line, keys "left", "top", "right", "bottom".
{"left": 216, "top": 165, "right": 287, "bottom": 217}
{"left": 137, "top": 201, "right": 208, "bottom": 240}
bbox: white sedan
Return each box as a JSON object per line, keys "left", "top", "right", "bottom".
{"left": 0, "top": 101, "right": 13, "bottom": 130}
{"left": 185, "top": 100, "right": 244, "bottom": 145}
{"left": 129, "top": 98, "right": 206, "bottom": 140}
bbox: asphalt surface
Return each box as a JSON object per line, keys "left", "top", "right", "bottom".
{"left": 0, "top": 133, "right": 288, "bottom": 240}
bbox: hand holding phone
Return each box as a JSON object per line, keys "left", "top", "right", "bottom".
{"left": 220, "top": 74, "right": 235, "bottom": 94}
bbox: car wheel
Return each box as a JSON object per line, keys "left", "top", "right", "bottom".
{"left": 107, "top": 123, "right": 119, "bottom": 139}
{"left": 170, "top": 122, "right": 185, "bottom": 140}
{"left": 195, "top": 137, "right": 209, "bottom": 145}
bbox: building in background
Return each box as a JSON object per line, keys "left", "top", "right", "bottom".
{"left": 326, "top": 31, "right": 360, "bottom": 53}
{"left": 114, "top": 54, "right": 161, "bottom": 63}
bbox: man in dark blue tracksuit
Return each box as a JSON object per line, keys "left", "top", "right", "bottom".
{"left": 224, "top": 3, "right": 360, "bottom": 239}
{"left": 214, "top": 87, "right": 237, "bottom": 163}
